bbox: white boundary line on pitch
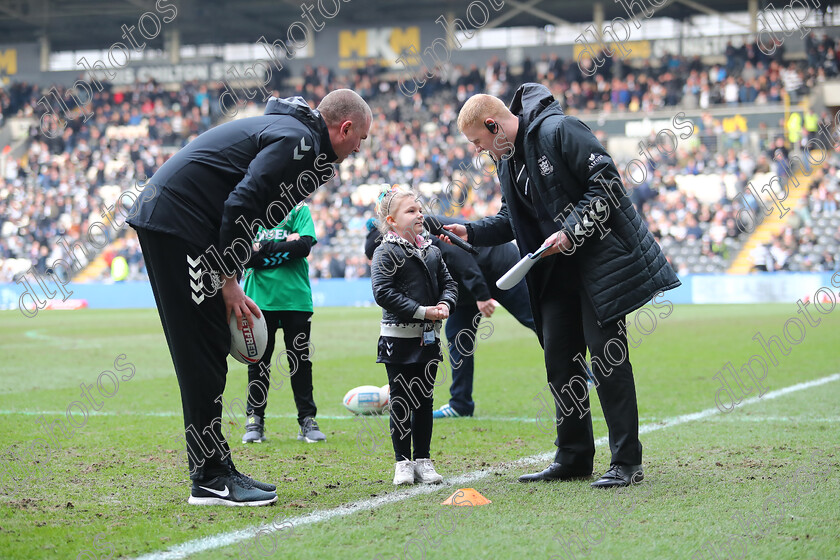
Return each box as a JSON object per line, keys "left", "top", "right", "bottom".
{"left": 4, "top": 409, "right": 838, "bottom": 424}
{"left": 0, "top": 409, "right": 611, "bottom": 423}
{"left": 132, "top": 372, "right": 840, "bottom": 560}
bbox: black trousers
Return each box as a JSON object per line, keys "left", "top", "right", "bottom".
{"left": 444, "top": 278, "right": 536, "bottom": 416}
{"left": 246, "top": 309, "right": 316, "bottom": 425}
{"left": 385, "top": 361, "right": 437, "bottom": 462}
{"left": 531, "top": 258, "right": 642, "bottom": 469}
{"left": 135, "top": 227, "right": 234, "bottom": 481}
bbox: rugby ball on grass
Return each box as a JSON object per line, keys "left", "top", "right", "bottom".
{"left": 380, "top": 384, "right": 389, "bottom": 409}
{"left": 344, "top": 385, "right": 388, "bottom": 415}
{"left": 229, "top": 310, "right": 268, "bottom": 364}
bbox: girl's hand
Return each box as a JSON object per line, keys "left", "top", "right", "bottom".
{"left": 435, "top": 303, "right": 450, "bottom": 319}
{"left": 424, "top": 304, "right": 449, "bottom": 320}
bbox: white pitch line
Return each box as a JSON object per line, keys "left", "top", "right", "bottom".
{"left": 132, "top": 372, "right": 840, "bottom": 560}
{"left": 0, "top": 410, "right": 356, "bottom": 420}
{"left": 0, "top": 409, "right": 612, "bottom": 423}
{"left": 8, "top": 408, "right": 837, "bottom": 424}
{"left": 664, "top": 415, "right": 840, "bottom": 423}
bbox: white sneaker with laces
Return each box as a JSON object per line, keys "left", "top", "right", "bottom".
{"left": 413, "top": 458, "right": 443, "bottom": 484}
{"left": 393, "top": 460, "right": 415, "bottom": 485}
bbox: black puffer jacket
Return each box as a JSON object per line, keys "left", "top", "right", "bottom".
{"left": 469, "top": 83, "right": 680, "bottom": 326}
{"left": 365, "top": 216, "right": 521, "bottom": 307}
{"left": 370, "top": 233, "right": 458, "bottom": 325}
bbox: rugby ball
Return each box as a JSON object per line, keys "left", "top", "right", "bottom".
{"left": 229, "top": 310, "right": 268, "bottom": 364}
{"left": 343, "top": 385, "right": 388, "bottom": 415}
{"left": 380, "top": 384, "right": 390, "bottom": 409}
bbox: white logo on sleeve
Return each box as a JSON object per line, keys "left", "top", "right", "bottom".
{"left": 198, "top": 484, "right": 230, "bottom": 497}
{"left": 588, "top": 153, "right": 604, "bottom": 170}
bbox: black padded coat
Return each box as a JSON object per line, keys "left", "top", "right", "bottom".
{"left": 468, "top": 83, "right": 681, "bottom": 326}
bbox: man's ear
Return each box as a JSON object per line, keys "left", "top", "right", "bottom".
{"left": 341, "top": 121, "right": 352, "bottom": 135}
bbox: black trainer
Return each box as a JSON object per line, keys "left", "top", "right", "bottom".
{"left": 188, "top": 472, "right": 277, "bottom": 506}
{"left": 234, "top": 469, "right": 276, "bottom": 493}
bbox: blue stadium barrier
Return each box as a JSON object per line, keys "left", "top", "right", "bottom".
{"left": 1, "top": 273, "right": 837, "bottom": 313}
{"left": 0, "top": 279, "right": 376, "bottom": 311}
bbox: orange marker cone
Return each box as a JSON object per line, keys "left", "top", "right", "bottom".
{"left": 441, "top": 488, "right": 491, "bottom": 506}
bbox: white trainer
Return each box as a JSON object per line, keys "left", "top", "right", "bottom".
{"left": 393, "top": 460, "right": 415, "bottom": 485}
{"left": 413, "top": 458, "right": 443, "bottom": 484}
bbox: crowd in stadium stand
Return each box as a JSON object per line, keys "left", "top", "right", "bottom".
{"left": 753, "top": 160, "right": 840, "bottom": 273}
{"left": 3, "top": 37, "right": 840, "bottom": 286}
{"left": 0, "top": 81, "right": 211, "bottom": 282}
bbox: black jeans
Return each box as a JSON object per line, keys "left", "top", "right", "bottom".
{"left": 246, "top": 310, "right": 316, "bottom": 425}
{"left": 385, "top": 361, "right": 438, "bottom": 462}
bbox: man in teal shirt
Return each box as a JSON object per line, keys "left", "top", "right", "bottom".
{"left": 242, "top": 203, "right": 326, "bottom": 444}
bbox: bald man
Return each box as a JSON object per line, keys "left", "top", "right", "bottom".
{"left": 442, "top": 84, "right": 680, "bottom": 488}
{"left": 129, "top": 90, "right": 371, "bottom": 505}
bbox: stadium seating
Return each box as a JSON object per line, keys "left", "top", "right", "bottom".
{"left": 2, "top": 39, "right": 839, "bottom": 283}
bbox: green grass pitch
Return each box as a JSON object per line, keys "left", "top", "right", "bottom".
{"left": 0, "top": 303, "right": 838, "bottom": 559}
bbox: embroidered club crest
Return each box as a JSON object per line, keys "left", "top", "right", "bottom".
{"left": 538, "top": 155, "right": 553, "bottom": 176}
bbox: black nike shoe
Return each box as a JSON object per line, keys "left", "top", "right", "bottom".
{"left": 233, "top": 469, "right": 277, "bottom": 493}
{"left": 188, "top": 473, "right": 277, "bottom": 506}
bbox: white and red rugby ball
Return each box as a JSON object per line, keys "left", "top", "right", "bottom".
{"left": 343, "top": 385, "right": 388, "bottom": 415}
{"left": 380, "top": 384, "right": 389, "bottom": 409}
{"left": 229, "top": 310, "right": 268, "bottom": 364}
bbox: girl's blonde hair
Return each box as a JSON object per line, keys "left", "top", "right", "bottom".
{"left": 375, "top": 185, "right": 419, "bottom": 234}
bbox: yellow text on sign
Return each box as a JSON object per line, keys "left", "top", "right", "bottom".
{"left": 573, "top": 40, "right": 651, "bottom": 61}
{"left": 339, "top": 27, "right": 419, "bottom": 61}
{"left": 0, "top": 49, "right": 18, "bottom": 75}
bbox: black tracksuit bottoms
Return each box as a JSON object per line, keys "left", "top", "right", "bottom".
{"left": 532, "top": 260, "right": 643, "bottom": 470}
{"left": 384, "top": 360, "right": 438, "bottom": 462}
{"left": 135, "top": 226, "right": 235, "bottom": 481}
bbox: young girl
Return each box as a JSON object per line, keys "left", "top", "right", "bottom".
{"left": 370, "top": 186, "right": 458, "bottom": 485}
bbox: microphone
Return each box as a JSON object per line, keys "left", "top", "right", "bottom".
{"left": 425, "top": 218, "right": 479, "bottom": 255}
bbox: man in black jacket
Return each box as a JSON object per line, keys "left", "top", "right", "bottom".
{"left": 128, "top": 90, "right": 371, "bottom": 506}
{"left": 444, "top": 84, "right": 680, "bottom": 488}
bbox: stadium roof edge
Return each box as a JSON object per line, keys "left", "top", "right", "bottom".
{"left": 0, "top": 0, "right": 817, "bottom": 53}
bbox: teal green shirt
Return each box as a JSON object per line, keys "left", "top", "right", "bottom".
{"left": 243, "top": 204, "right": 317, "bottom": 312}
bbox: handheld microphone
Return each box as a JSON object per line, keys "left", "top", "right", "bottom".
{"left": 424, "top": 219, "right": 479, "bottom": 255}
